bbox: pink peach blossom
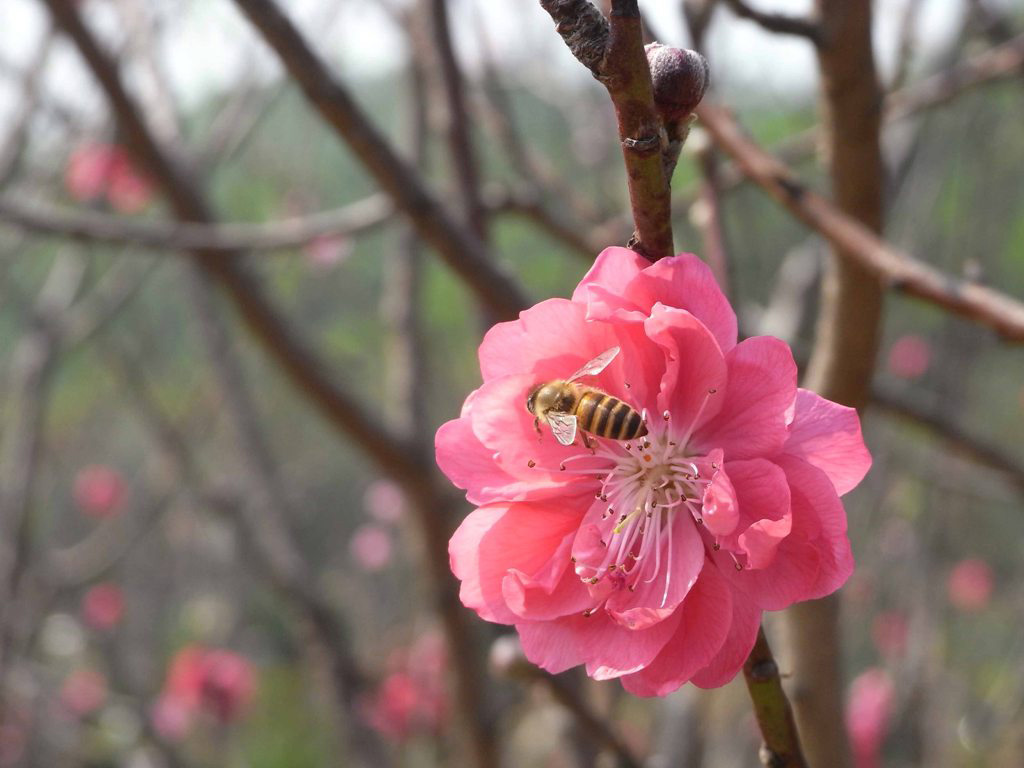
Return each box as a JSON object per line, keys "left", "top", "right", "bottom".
{"left": 437, "top": 247, "right": 870, "bottom": 695}
{"left": 59, "top": 668, "right": 107, "bottom": 718}
{"left": 156, "top": 645, "right": 255, "bottom": 735}
{"left": 870, "top": 611, "right": 908, "bottom": 659}
{"left": 349, "top": 524, "right": 393, "bottom": 572}
{"left": 364, "top": 479, "right": 406, "bottom": 524}
{"left": 65, "top": 143, "right": 153, "bottom": 213}
{"left": 886, "top": 334, "right": 931, "bottom": 380}
{"left": 81, "top": 582, "right": 124, "bottom": 631}
{"left": 947, "top": 558, "right": 993, "bottom": 612}
{"left": 303, "top": 234, "right": 354, "bottom": 268}
{"left": 73, "top": 465, "right": 125, "bottom": 519}
{"left": 846, "top": 667, "right": 893, "bottom": 768}
{"left": 362, "top": 630, "right": 448, "bottom": 740}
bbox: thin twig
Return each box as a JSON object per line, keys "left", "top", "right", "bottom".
{"left": 0, "top": 193, "right": 393, "bottom": 252}
{"left": 229, "top": 0, "right": 528, "bottom": 319}
{"left": 721, "top": 0, "right": 821, "bottom": 44}
{"left": 694, "top": 102, "right": 1024, "bottom": 342}
{"left": 539, "top": 0, "right": 675, "bottom": 260}
{"left": 742, "top": 627, "right": 809, "bottom": 768}
{"left": 871, "top": 384, "right": 1024, "bottom": 496}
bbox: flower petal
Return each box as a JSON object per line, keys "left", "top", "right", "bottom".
{"left": 605, "top": 515, "right": 705, "bottom": 630}
{"left": 572, "top": 246, "right": 649, "bottom": 311}
{"left": 620, "top": 563, "right": 733, "bottom": 696}
{"left": 644, "top": 304, "right": 727, "bottom": 437}
{"left": 690, "top": 585, "right": 761, "bottom": 689}
{"left": 691, "top": 336, "right": 797, "bottom": 461}
{"left": 784, "top": 389, "right": 871, "bottom": 495}
{"left": 623, "top": 253, "right": 737, "bottom": 352}
{"left": 449, "top": 499, "right": 586, "bottom": 624}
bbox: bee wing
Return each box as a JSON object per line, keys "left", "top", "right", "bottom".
{"left": 566, "top": 346, "right": 620, "bottom": 383}
{"left": 545, "top": 411, "right": 578, "bottom": 446}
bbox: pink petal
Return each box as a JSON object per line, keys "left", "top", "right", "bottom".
{"left": 690, "top": 585, "right": 761, "bottom": 689}
{"left": 783, "top": 389, "right": 871, "bottom": 495}
{"left": 478, "top": 298, "right": 662, "bottom": 408}
{"left": 605, "top": 515, "right": 705, "bottom": 630}
{"left": 725, "top": 456, "right": 853, "bottom": 610}
{"left": 620, "top": 564, "right": 733, "bottom": 696}
{"left": 503, "top": 557, "right": 595, "bottom": 621}
{"left": 469, "top": 374, "right": 615, "bottom": 490}
{"left": 449, "top": 500, "right": 586, "bottom": 624}
{"left": 435, "top": 416, "right": 567, "bottom": 505}
{"left": 727, "top": 458, "right": 793, "bottom": 569}
{"left": 571, "top": 247, "right": 649, "bottom": 306}
{"left": 691, "top": 336, "right": 796, "bottom": 461}
{"left": 644, "top": 304, "right": 727, "bottom": 436}
{"left": 622, "top": 253, "right": 738, "bottom": 353}
{"left": 701, "top": 455, "right": 738, "bottom": 537}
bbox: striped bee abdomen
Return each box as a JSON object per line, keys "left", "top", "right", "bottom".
{"left": 575, "top": 391, "right": 647, "bottom": 441}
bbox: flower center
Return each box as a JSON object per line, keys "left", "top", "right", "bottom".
{"left": 568, "top": 424, "right": 717, "bottom": 605}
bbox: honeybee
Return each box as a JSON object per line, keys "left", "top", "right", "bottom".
{"left": 526, "top": 347, "right": 648, "bottom": 447}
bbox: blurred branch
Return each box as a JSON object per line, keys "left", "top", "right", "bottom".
{"left": 790, "top": 2, "right": 885, "bottom": 763}
{"left": 105, "top": 336, "right": 389, "bottom": 767}
{"left": 229, "top": 0, "right": 528, "bottom": 320}
{"left": 720, "top": 0, "right": 821, "bottom": 43}
{"left": 42, "top": 0, "right": 428, "bottom": 484}
{"left": 885, "top": 32, "right": 1024, "bottom": 120}
{"left": 743, "top": 626, "right": 809, "bottom": 768}
{"left": 891, "top": 0, "right": 924, "bottom": 91}
{"left": 0, "top": 193, "right": 392, "bottom": 252}
{"left": 0, "top": 253, "right": 85, "bottom": 686}
{"left": 183, "top": 270, "right": 393, "bottom": 768}
{"left": 871, "top": 384, "right": 1024, "bottom": 496}
{"left": 427, "top": 0, "right": 488, "bottom": 241}
{"left": 695, "top": 103, "right": 1024, "bottom": 342}
{"left": 0, "top": 26, "right": 55, "bottom": 185}
{"left": 539, "top": 0, "right": 675, "bottom": 260}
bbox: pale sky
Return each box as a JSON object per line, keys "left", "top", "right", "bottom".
{"left": 0, "top": 0, "right": 986, "bottom": 133}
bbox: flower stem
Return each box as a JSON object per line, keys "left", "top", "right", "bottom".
{"left": 742, "top": 626, "right": 809, "bottom": 768}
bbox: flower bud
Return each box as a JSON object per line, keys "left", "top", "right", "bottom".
{"left": 645, "top": 43, "right": 709, "bottom": 122}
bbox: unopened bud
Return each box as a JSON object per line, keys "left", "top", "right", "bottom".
{"left": 645, "top": 43, "right": 709, "bottom": 122}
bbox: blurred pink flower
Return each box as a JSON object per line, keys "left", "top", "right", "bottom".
{"left": 81, "top": 582, "right": 124, "bottom": 631}
{"left": 349, "top": 524, "right": 393, "bottom": 572}
{"left": 303, "top": 234, "right": 353, "bottom": 269}
{"left": 363, "top": 479, "right": 406, "bottom": 524}
{"left": 846, "top": 667, "right": 893, "bottom": 768}
{"left": 870, "top": 611, "right": 908, "bottom": 659}
{"left": 155, "top": 645, "right": 256, "bottom": 737}
{"left": 73, "top": 465, "right": 125, "bottom": 519}
{"left": 438, "top": 248, "right": 870, "bottom": 695}
{"left": 886, "top": 334, "right": 931, "bottom": 380}
{"left": 363, "top": 631, "right": 448, "bottom": 740}
{"left": 59, "top": 668, "right": 107, "bottom": 718}
{"left": 947, "top": 558, "right": 994, "bottom": 612}
{"left": 65, "top": 142, "right": 153, "bottom": 213}
{"left": 151, "top": 693, "right": 193, "bottom": 741}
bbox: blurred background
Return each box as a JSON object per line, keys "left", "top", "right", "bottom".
{"left": 0, "top": 0, "right": 1023, "bottom": 766}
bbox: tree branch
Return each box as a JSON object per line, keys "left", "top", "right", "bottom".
{"left": 540, "top": 0, "right": 675, "bottom": 260}
{"left": 229, "top": 0, "right": 527, "bottom": 319}
{"left": 721, "top": 0, "right": 822, "bottom": 44}
{"left": 694, "top": 103, "right": 1024, "bottom": 342}
{"left": 743, "top": 626, "right": 809, "bottom": 768}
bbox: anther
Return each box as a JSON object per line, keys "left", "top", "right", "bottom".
{"left": 559, "top": 463, "right": 566, "bottom": 471}
{"left": 600, "top": 494, "right": 608, "bottom": 502}
{"left": 527, "top": 459, "right": 536, "bottom": 468}
{"left": 708, "top": 388, "right": 717, "bottom": 394}
{"left": 662, "top": 410, "right": 671, "bottom": 420}
{"left": 711, "top": 462, "right": 719, "bottom": 470}
{"left": 713, "top": 542, "right": 721, "bottom": 551}
{"left": 625, "top": 443, "right": 632, "bottom": 451}
{"left": 583, "top": 608, "right": 597, "bottom": 617}
{"left": 624, "top": 381, "right": 631, "bottom": 389}
{"left": 643, "top": 455, "right": 653, "bottom": 463}
{"left": 734, "top": 562, "right": 743, "bottom": 571}
{"left": 668, "top": 441, "right": 677, "bottom": 447}
{"left": 696, "top": 518, "right": 704, "bottom": 525}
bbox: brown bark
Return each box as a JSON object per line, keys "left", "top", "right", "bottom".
{"left": 788, "top": 2, "right": 886, "bottom": 766}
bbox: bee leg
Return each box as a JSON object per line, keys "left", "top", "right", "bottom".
{"left": 581, "top": 432, "right": 596, "bottom": 453}
{"left": 534, "top": 417, "right": 543, "bottom": 440}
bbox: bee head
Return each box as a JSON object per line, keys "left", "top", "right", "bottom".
{"left": 525, "top": 386, "right": 540, "bottom": 416}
